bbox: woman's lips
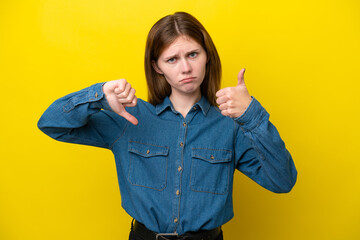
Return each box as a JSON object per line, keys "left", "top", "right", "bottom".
{"left": 180, "top": 77, "right": 196, "bottom": 83}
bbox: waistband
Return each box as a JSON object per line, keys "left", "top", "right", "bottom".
{"left": 132, "top": 220, "right": 222, "bottom": 240}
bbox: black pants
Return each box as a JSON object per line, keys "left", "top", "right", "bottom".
{"left": 128, "top": 223, "right": 224, "bottom": 240}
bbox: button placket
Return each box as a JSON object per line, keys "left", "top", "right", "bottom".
{"left": 172, "top": 119, "right": 188, "bottom": 232}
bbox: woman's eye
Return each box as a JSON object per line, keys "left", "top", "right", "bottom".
{"left": 167, "top": 58, "right": 176, "bottom": 63}
{"left": 189, "top": 52, "right": 198, "bottom": 58}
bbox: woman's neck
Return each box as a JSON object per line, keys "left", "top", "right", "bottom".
{"left": 169, "top": 91, "right": 201, "bottom": 118}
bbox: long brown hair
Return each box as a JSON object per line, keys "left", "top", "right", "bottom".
{"left": 145, "top": 12, "right": 221, "bottom": 106}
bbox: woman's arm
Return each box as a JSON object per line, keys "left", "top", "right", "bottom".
{"left": 38, "top": 79, "right": 137, "bottom": 149}
{"left": 216, "top": 69, "right": 297, "bottom": 193}
{"left": 233, "top": 98, "right": 297, "bottom": 193}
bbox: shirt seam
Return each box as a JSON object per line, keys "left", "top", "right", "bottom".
{"left": 109, "top": 121, "right": 130, "bottom": 150}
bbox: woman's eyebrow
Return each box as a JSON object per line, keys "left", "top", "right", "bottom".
{"left": 164, "top": 49, "right": 201, "bottom": 59}
{"left": 186, "top": 48, "right": 200, "bottom": 54}
{"left": 164, "top": 54, "right": 178, "bottom": 60}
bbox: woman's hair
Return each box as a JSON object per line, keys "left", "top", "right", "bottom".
{"left": 145, "top": 12, "right": 221, "bottom": 106}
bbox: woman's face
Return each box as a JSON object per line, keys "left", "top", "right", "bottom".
{"left": 153, "top": 35, "right": 207, "bottom": 98}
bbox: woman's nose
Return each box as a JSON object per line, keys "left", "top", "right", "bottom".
{"left": 180, "top": 59, "right": 192, "bottom": 73}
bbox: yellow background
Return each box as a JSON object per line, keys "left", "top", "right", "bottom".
{"left": 1, "top": 0, "right": 359, "bottom": 239}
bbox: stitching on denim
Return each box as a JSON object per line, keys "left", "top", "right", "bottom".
{"left": 192, "top": 147, "right": 232, "bottom": 152}
{"left": 191, "top": 148, "right": 232, "bottom": 162}
{"left": 109, "top": 121, "right": 129, "bottom": 150}
{"left": 240, "top": 108, "right": 268, "bottom": 132}
{"left": 62, "top": 91, "right": 91, "bottom": 112}
{"left": 127, "top": 154, "right": 168, "bottom": 191}
{"left": 189, "top": 148, "right": 231, "bottom": 195}
{"left": 247, "top": 131, "right": 266, "bottom": 162}
{"left": 127, "top": 141, "right": 168, "bottom": 191}
{"left": 129, "top": 140, "right": 169, "bottom": 149}
{"left": 233, "top": 120, "right": 238, "bottom": 169}
{"left": 174, "top": 119, "right": 188, "bottom": 233}
{"left": 192, "top": 155, "right": 231, "bottom": 163}
{"left": 109, "top": 101, "right": 140, "bottom": 149}
{"left": 60, "top": 131, "right": 108, "bottom": 148}
{"left": 129, "top": 149, "right": 168, "bottom": 157}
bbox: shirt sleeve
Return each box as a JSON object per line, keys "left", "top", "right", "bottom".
{"left": 234, "top": 97, "right": 297, "bottom": 193}
{"left": 37, "top": 83, "right": 129, "bottom": 149}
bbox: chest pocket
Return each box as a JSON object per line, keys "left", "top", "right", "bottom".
{"left": 190, "top": 148, "right": 232, "bottom": 195}
{"left": 128, "top": 141, "right": 169, "bottom": 191}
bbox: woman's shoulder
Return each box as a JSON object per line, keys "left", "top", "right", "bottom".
{"left": 136, "top": 98, "right": 155, "bottom": 109}
{"left": 127, "top": 98, "right": 157, "bottom": 115}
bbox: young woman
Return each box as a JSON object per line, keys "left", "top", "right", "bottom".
{"left": 38, "top": 12, "right": 297, "bottom": 240}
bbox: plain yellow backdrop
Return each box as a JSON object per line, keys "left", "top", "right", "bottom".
{"left": 1, "top": 0, "right": 359, "bottom": 239}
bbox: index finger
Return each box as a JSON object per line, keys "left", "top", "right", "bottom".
{"left": 216, "top": 88, "right": 228, "bottom": 98}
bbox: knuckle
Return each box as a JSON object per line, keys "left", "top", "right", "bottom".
{"left": 119, "top": 79, "right": 127, "bottom": 90}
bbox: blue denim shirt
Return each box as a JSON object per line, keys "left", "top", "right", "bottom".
{"left": 38, "top": 83, "right": 297, "bottom": 234}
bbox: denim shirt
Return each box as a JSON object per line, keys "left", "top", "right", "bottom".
{"left": 38, "top": 83, "right": 297, "bottom": 235}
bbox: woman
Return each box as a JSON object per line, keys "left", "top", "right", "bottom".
{"left": 38, "top": 12, "right": 297, "bottom": 240}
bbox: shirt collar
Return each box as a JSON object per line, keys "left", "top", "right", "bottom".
{"left": 155, "top": 96, "right": 211, "bottom": 116}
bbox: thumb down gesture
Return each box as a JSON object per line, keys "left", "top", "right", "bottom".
{"left": 102, "top": 79, "right": 138, "bottom": 125}
{"left": 216, "top": 68, "right": 252, "bottom": 118}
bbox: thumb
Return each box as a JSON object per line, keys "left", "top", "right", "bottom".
{"left": 237, "top": 68, "right": 246, "bottom": 86}
{"left": 118, "top": 108, "right": 139, "bottom": 125}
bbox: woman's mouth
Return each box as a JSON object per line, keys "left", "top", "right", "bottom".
{"left": 180, "top": 77, "right": 196, "bottom": 83}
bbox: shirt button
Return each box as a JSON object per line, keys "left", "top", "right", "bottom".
{"left": 146, "top": 149, "right": 150, "bottom": 154}
{"left": 193, "top": 106, "right": 197, "bottom": 110}
{"left": 174, "top": 218, "right": 178, "bottom": 223}
{"left": 178, "top": 166, "right": 182, "bottom": 172}
{"left": 95, "top": 92, "right": 98, "bottom": 98}
{"left": 210, "top": 155, "right": 214, "bottom": 160}
{"left": 183, "top": 122, "right": 186, "bottom": 127}
{"left": 179, "top": 142, "right": 183, "bottom": 147}
{"left": 176, "top": 190, "right": 180, "bottom": 195}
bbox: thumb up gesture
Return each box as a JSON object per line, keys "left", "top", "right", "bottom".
{"left": 216, "top": 68, "right": 252, "bottom": 118}
{"left": 102, "top": 79, "right": 138, "bottom": 125}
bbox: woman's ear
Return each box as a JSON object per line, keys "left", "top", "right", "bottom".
{"left": 152, "top": 60, "right": 163, "bottom": 74}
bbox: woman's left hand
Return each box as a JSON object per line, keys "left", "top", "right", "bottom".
{"left": 216, "top": 68, "right": 252, "bottom": 118}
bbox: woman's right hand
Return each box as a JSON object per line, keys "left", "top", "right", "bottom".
{"left": 102, "top": 79, "right": 138, "bottom": 125}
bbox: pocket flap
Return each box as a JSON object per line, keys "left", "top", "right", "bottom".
{"left": 128, "top": 141, "right": 169, "bottom": 157}
{"left": 192, "top": 148, "right": 232, "bottom": 163}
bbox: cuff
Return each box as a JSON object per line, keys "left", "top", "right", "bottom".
{"left": 233, "top": 97, "right": 268, "bottom": 131}
{"left": 86, "top": 82, "right": 112, "bottom": 111}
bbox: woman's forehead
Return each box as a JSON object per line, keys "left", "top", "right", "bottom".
{"left": 160, "top": 35, "right": 203, "bottom": 56}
